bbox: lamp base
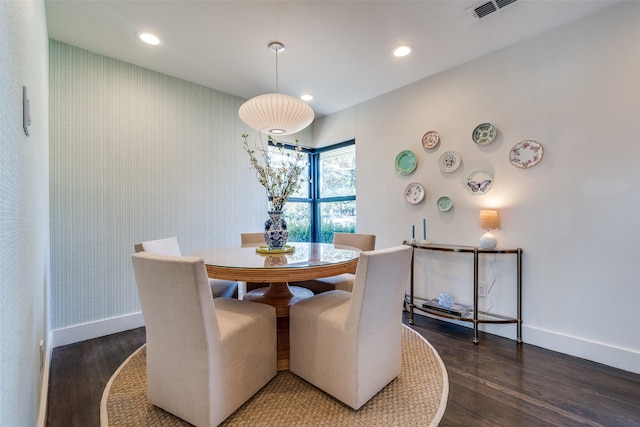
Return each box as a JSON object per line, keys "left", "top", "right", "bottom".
{"left": 480, "top": 230, "right": 497, "bottom": 250}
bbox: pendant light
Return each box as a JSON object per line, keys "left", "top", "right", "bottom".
{"left": 239, "top": 42, "right": 314, "bottom": 135}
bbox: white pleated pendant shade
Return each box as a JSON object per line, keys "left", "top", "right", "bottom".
{"left": 239, "top": 93, "right": 314, "bottom": 135}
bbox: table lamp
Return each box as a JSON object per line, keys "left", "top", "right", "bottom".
{"left": 479, "top": 209, "right": 499, "bottom": 249}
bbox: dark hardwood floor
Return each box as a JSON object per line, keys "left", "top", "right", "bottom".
{"left": 46, "top": 313, "right": 640, "bottom": 426}
{"left": 46, "top": 327, "right": 146, "bottom": 427}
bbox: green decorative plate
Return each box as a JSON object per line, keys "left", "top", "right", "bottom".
{"left": 472, "top": 123, "right": 497, "bottom": 145}
{"left": 395, "top": 150, "right": 417, "bottom": 175}
{"left": 437, "top": 196, "right": 453, "bottom": 212}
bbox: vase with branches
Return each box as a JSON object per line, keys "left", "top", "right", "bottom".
{"left": 242, "top": 134, "right": 306, "bottom": 248}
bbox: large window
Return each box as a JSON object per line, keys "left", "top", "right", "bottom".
{"left": 272, "top": 140, "right": 355, "bottom": 243}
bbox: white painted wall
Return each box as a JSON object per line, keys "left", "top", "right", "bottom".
{"left": 0, "top": 1, "right": 50, "bottom": 425}
{"left": 315, "top": 2, "right": 640, "bottom": 373}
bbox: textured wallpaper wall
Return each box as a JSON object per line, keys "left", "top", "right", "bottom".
{"left": 0, "top": 1, "right": 50, "bottom": 425}
{"left": 49, "top": 41, "right": 312, "bottom": 330}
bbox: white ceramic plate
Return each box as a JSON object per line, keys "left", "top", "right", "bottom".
{"left": 510, "top": 140, "right": 543, "bottom": 168}
{"left": 438, "top": 151, "right": 461, "bottom": 173}
{"left": 404, "top": 182, "right": 425, "bottom": 204}
{"left": 422, "top": 131, "right": 440, "bottom": 149}
{"left": 465, "top": 170, "right": 494, "bottom": 195}
{"left": 472, "top": 123, "right": 497, "bottom": 145}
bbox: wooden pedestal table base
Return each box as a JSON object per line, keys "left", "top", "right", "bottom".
{"left": 190, "top": 243, "right": 361, "bottom": 371}
{"left": 243, "top": 282, "right": 313, "bottom": 371}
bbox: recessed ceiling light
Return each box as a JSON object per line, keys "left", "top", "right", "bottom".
{"left": 136, "top": 32, "right": 160, "bottom": 46}
{"left": 393, "top": 44, "right": 413, "bottom": 57}
{"left": 300, "top": 94, "right": 314, "bottom": 101}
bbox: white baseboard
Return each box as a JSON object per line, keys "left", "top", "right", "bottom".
{"left": 38, "top": 313, "right": 144, "bottom": 426}
{"left": 411, "top": 310, "right": 640, "bottom": 375}
{"left": 523, "top": 324, "right": 640, "bottom": 375}
{"left": 52, "top": 312, "right": 145, "bottom": 348}
{"left": 36, "top": 330, "right": 53, "bottom": 427}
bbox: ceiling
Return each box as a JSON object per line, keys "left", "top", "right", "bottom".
{"left": 45, "top": 1, "right": 616, "bottom": 118}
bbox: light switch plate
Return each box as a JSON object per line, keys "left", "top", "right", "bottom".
{"left": 23, "top": 86, "right": 31, "bottom": 136}
{"left": 478, "top": 281, "right": 487, "bottom": 298}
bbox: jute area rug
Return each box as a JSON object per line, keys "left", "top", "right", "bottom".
{"left": 101, "top": 325, "right": 448, "bottom": 426}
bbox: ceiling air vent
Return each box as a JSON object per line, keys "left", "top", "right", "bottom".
{"left": 467, "top": 0, "right": 519, "bottom": 22}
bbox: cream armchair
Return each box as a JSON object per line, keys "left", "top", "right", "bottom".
{"left": 289, "top": 245, "right": 412, "bottom": 410}
{"left": 294, "top": 232, "right": 376, "bottom": 293}
{"left": 131, "top": 252, "right": 277, "bottom": 426}
{"left": 134, "top": 237, "right": 238, "bottom": 298}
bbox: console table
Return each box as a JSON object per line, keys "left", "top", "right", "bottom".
{"left": 405, "top": 242, "right": 522, "bottom": 344}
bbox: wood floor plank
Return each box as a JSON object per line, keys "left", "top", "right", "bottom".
{"left": 46, "top": 328, "right": 146, "bottom": 427}
{"left": 407, "top": 313, "right": 640, "bottom": 426}
{"left": 45, "top": 313, "right": 640, "bottom": 427}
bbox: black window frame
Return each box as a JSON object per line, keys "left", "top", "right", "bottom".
{"left": 271, "top": 138, "right": 355, "bottom": 243}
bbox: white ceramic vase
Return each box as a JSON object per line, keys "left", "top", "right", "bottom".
{"left": 479, "top": 230, "right": 497, "bottom": 250}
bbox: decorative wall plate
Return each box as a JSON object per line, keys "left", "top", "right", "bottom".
{"left": 422, "top": 131, "right": 440, "bottom": 149}
{"left": 465, "top": 170, "right": 494, "bottom": 195}
{"left": 395, "top": 150, "right": 417, "bottom": 175}
{"left": 404, "top": 182, "right": 425, "bottom": 204}
{"left": 437, "top": 196, "right": 453, "bottom": 212}
{"left": 510, "top": 140, "right": 543, "bottom": 168}
{"left": 472, "top": 123, "right": 497, "bottom": 145}
{"left": 438, "top": 151, "right": 461, "bottom": 173}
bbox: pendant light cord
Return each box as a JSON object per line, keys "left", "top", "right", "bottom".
{"left": 269, "top": 41, "right": 284, "bottom": 94}
{"left": 275, "top": 47, "right": 279, "bottom": 93}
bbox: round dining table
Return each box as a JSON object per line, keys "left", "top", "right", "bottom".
{"left": 190, "top": 242, "right": 361, "bottom": 370}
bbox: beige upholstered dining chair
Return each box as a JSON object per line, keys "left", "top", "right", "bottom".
{"left": 240, "top": 233, "right": 266, "bottom": 295}
{"left": 289, "top": 245, "right": 412, "bottom": 410}
{"left": 131, "top": 252, "right": 277, "bottom": 427}
{"left": 134, "top": 237, "right": 238, "bottom": 298}
{"left": 240, "top": 232, "right": 265, "bottom": 247}
{"left": 294, "top": 232, "right": 376, "bottom": 293}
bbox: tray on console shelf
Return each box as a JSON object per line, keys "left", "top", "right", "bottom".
{"left": 422, "top": 299, "right": 472, "bottom": 317}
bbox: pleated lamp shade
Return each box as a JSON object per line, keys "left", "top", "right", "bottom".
{"left": 479, "top": 209, "right": 499, "bottom": 230}
{"left": 239, "top": 93, "right": 314, "bottom": 136}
